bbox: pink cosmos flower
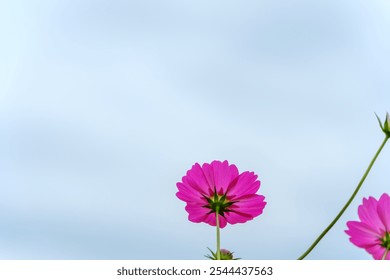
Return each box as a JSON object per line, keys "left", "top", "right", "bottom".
{"left": 176, "top": 160, "right": 266, "bottom": 228}
{"left": 345, "top": 193, "right": 390, "bottom": 260}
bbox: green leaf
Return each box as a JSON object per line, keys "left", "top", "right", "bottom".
{"left": 375, "top": 113, "right": 384, "bottom": 131}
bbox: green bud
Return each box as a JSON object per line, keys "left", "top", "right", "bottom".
{"left": 375, "top": 112, "right": 390, "bottom": 137}
{"left": 220, "top": 249, "right": 235, "bottom": 260}
{"left": 385, "top": 112, "right": 390, "bottom": 133}
{"left": 205, "top": 248, "right": 241, "bottom": 260}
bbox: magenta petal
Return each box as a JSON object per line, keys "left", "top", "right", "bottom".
{"left": 176, "top": 183, "right": 205, "bottom": 204}
{"left": 231, "top": 194, "right": 266, "bottom": 218}
{"left": 200, "top": 162, "right": 215, "bottom": 194}
{"left": 227, "top": 171, "right": 260, "bottom": 199}
{"left": 365, "top": 244, "right": 387, "bottom": 260}
{"left": 184, "top": 163, "right": 213, "bottom": 195}
{"left": 377, "top": 193, "right": 390, "bottom": 231}
{"left": 203, "top": 213, "right": 228, "bottom": 228}
{"left": 225, "top": 211, "right": 253, "bottom": 224}
{"left": 346, "top": 221, "right": 381, "bottom": 248}
{"left": 358, "top": 197, "right": 384, "bottom": 234}
{"left": 218, "top": 215, "right": 227, "bottom": 229}
{"left": 346, "top": 221, "right": 380, "bottom": 237}
{"left": 185, "top": 204, "right": 210, "bottom": 223}
{"left": 211, "top": 160, "right": 239, "bottom": 194}
{"left": 203, "top": 213, "right": 215, "bottom": 226}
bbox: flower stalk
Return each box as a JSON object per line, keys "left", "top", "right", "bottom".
{"left": 216, "top": 206, "right": 221, "bottom": 260}
{"left": 298, "top": 131, "right": 389, "bottom": 260}
{"left": 382, "top": 248, "right": 389, "bottom": 260}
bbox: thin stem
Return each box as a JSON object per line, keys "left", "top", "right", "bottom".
{"left": 216, "top": 207, "right": 221, "bottom": 260}
{"left": 298, "top": 136, "right": 389, "bottom": 260}
{"left": 382, "top": 247, "right": 389, "bottom": 260}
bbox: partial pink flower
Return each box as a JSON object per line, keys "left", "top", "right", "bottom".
{"left": 176, "top": 160, "right": 266, "bottom": 228}
{"left": 345, "top": 193, "right": 390, "bottom": 260}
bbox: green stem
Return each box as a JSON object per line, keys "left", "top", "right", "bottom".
{"left": 216, "top": 207, "right": 221, "bottom": 260}
{"left": 382, "top": 248, "right": 389, "bottom": 260}
{"left": 298, "top": 136, "right": 389, "bottom": 260}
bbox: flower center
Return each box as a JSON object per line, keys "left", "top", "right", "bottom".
{"left": 202, "top": 190, "right": 237, "bottom": 216}
{"left": 380, "top": 232, "right": 390, "bottom": 249}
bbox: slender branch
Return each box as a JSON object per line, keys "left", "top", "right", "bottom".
{"left": 298, "top": 136, "right": 389, "bottom": 260}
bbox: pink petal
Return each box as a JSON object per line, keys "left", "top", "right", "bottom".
{"left": 227, "top": 171, "right": 260, "bottom": 199}
{"left": 176, "top": 182, "right": 205, "bottom": 204}
{"left": 211, "top": 160, "right": 239, "bottom": 195}
{"left": 225, "top": 211, "right": 253, "bottom": 224}
{"left": 377, "top": 193, "right": 390, "bottom": 231}
{"left": 230, "top": 194, "right": 266, "bottom": 218}
{"left": 358, "top": 197, "right": 385, "bottom": 234}
{"left": 365, "top": 244, "right": 387, "bottom": 260}
{"left": 200, "top": 162, "right": 215, "bottom": 194}
{"left": 345, "top": 221, "right": 381, "bottom": 248}
{"left": 186, "top": 163, "right": 216, "bottom": 195}
{"left": 185, "top": 204, "right": 210, "bottom": 223}
{"left": 203, "top": 213, "right": 228, "bottom": 228}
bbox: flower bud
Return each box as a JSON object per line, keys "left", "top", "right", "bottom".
{"left": 206, "top": 248, "right": 240, "bottom": 260}
{"left": 220, "top": 249, "right": 235, "bottom": 260}
{"left": 385, "top": 112, "right": 390, "bottom": 133}
{"left": 375, "top": 112, "right": 390, "bottom": 137}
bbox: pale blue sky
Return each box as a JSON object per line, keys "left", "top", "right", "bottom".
{"left": 1, "top": 0, "right": 390, "bottom": 259}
